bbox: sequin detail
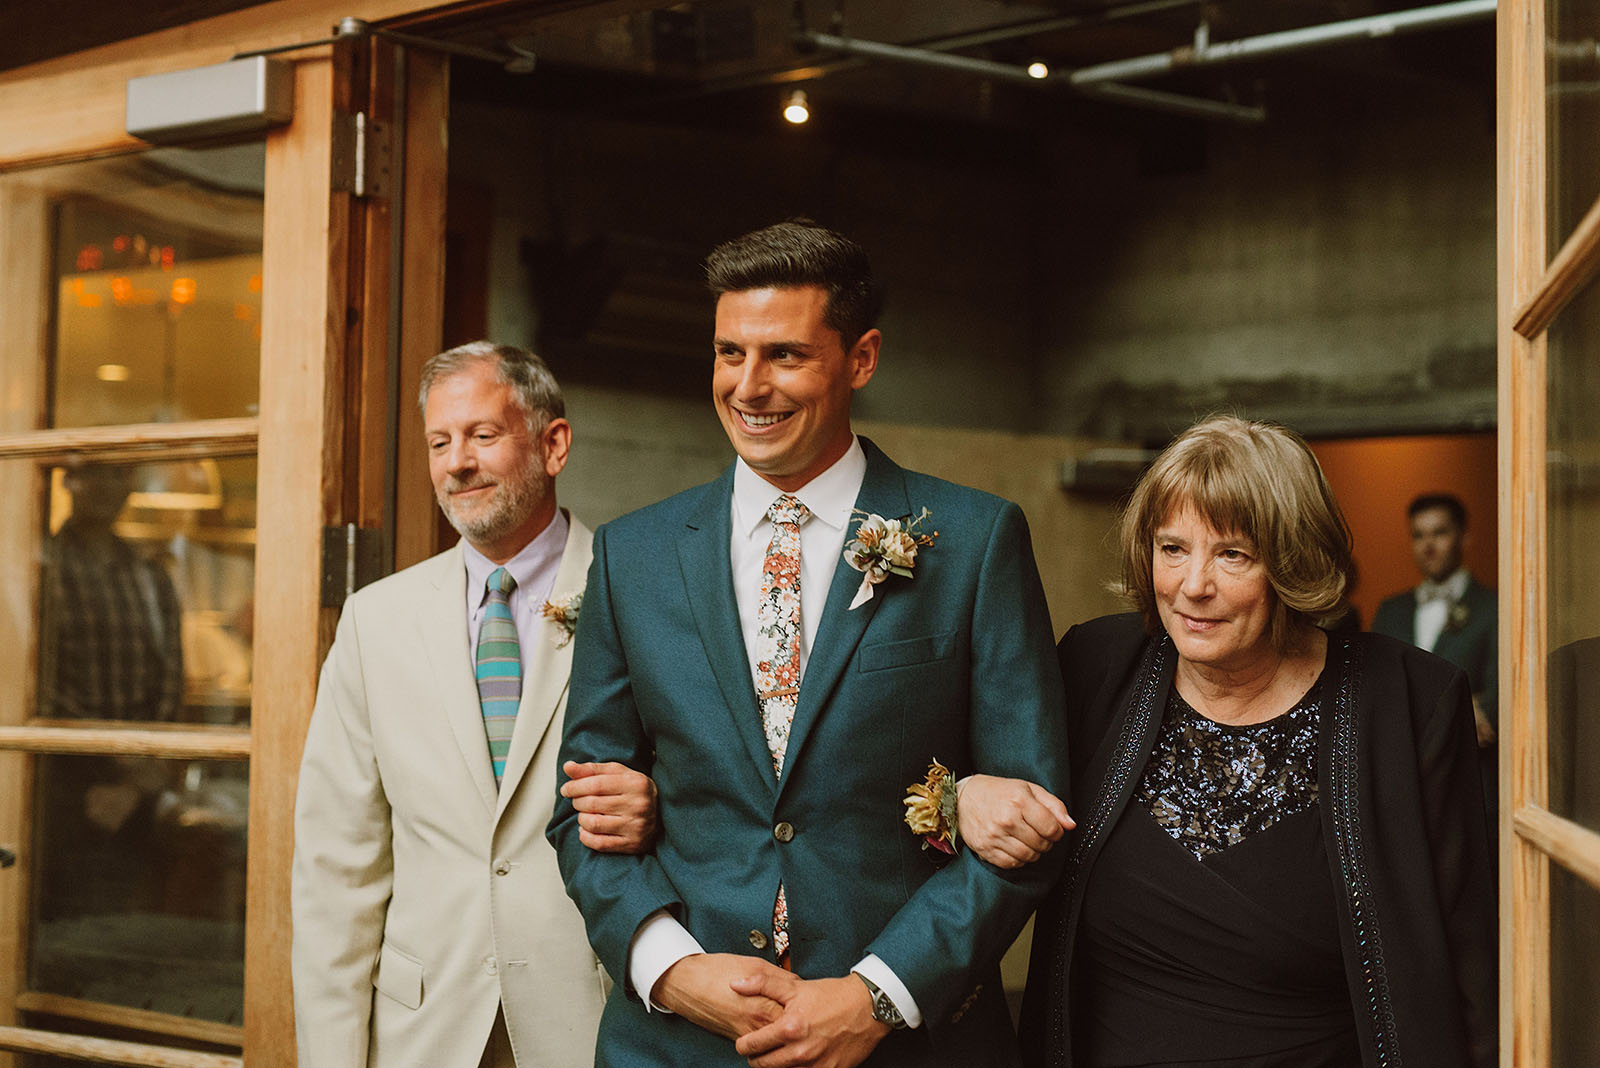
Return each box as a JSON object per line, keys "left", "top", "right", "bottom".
{"left": 1135, "top": 683, "right": 1320, "bottom": 859}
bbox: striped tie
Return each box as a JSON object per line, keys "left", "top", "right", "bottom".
{"left": 475, "top": 567, "right": 521, "bottom": 787}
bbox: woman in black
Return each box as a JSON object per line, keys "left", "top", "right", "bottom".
{"left": 960, "top": 416, "right": 1495, "bottom": 1068}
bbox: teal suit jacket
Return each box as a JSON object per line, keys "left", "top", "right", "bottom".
{"left": 549, "top": 439, "right": 1069, "bottom": 1066}
{"left": 1371, "top": 577, "right": 1498, "bottom": 727}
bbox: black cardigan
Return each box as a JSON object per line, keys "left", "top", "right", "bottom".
{"left": 1018, "top": 613, "right": 1497, "bottom": 1068}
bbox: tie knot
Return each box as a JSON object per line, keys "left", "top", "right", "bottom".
{"left": 766, "top": 494, "right": 810, "bottom": 528}
{"left": 488, "top": 567, "right": 517, "bottom": 599}
{"left": 1417, "top": 581, "right": 1450, "bottom": 604}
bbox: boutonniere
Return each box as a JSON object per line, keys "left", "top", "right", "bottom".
{"left": 903, "top": 758, "right": 959, "bottom": 855}
{"left": 842, "top": 507, "right": 938, "bottom": 610}
{"left": 1445, "top": 600, "right": 1471, "bottom": 633}
{"left": 540, "top": 592, "right": 583, "bottom": 648}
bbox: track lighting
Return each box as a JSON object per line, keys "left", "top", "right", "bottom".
{"left": 784, "top": 89, "right": 810, "bottom": 124}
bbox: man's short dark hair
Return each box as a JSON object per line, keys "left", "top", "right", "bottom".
{"left": 1408, "top": 493, "right": 1468, "bottom": 530}
{"left": 704, "top": 220, "right": 884, "bottom": 346}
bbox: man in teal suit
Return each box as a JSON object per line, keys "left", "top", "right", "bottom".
{"left": 1372, "top": 492, "right": 1498, "bottom": 847}
{"left": 549, "top": 221, "right": 1069, "bottom": 1067}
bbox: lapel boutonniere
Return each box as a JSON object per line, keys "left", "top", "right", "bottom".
{"left": 842, "top": 507, "right": 938, "bottom": 610}
{"left": 903, "top": 757, "right": 959, "bottom": 855}
{"left": 1445, "top": 599, "right": 1471, "bottom": 633}
{"left": 540, "top": 592, "right": 583, "bottom": 648}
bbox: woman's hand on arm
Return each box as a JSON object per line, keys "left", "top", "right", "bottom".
{"left": 561, "top": 760, "right": 658, "bottom": 853}
{"left": 957, "top": 774, "right": 1075, "bottom": 869}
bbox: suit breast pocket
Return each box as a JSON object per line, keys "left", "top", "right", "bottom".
{"left": 859, "top": 631, "right": 957, "bottom": 673}
{"left": 372, "top": 941, "right": 424, "bottom": 1010}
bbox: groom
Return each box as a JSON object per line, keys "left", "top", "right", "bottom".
{"left": 549, "top": 221, "right": 1068, "bottom": 1066}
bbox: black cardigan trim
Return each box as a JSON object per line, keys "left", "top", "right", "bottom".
{"left": 1326, "top": 636, "right": 1401, "bottom": 1066}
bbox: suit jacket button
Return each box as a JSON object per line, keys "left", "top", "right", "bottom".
{"left": 494, "top": 859, "right": 511, "bottom": 876}
{"left": 748, "top": 930, "right": 769, "bottom": 950}
{"left": 484, "top": 955, "right": 498, "bottom": 975}
{"left": 773, "top": 822, "right": 795, "bottom": 843}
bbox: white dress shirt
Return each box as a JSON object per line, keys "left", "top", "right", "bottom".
{"left": 1413, "top": 567, "right": 1469, "bottom": 654}
{"left": 628, "top": 438, "right": 923, "bottom": 1027}
{"left": 462, "top": 508, "right": 570, "bottom": 677}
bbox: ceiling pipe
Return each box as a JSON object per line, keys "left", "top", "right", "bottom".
{"left": 802, "top": 29, "right": 1266, "bottom": 124}
{"left": 1068, "top": 0, "right": 1496, "bottom": 86}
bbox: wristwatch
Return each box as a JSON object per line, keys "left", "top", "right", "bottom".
{"left": 852, "top": 971, "right": 909, "bottom": 1030}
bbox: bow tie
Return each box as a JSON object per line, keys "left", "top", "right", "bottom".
{"left": 1417, "top": 582, "right": 1453, "bottom": 604}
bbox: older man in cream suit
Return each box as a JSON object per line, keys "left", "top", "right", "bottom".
{"left": 293, "top": 342, "right": 652, "bottom": 1067}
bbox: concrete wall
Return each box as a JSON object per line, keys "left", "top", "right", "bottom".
{"left": 1038, "top": 75, "right": 1496, "bottom": 440}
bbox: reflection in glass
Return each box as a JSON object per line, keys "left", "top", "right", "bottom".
{"left": 1546, "top": 289, "right": 1600, "bottom": 835}
{"left": 1546, "top": 0, "right": 1600, "bottom": 251}
{"left": 35, "top": 459, "right": 255, "bottom": 725}
{"left": 1552, "top": 863, "right": 1600, "bottom": 1067}
{"left": 26, "top": 144, "right": 264, "bottom": 429}
{"left": 29, "top": 755, "right": 246, "bottom": 1025}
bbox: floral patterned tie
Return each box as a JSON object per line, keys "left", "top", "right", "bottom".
{"left": 756, "top": 494, "right": 809, "bottom": 959}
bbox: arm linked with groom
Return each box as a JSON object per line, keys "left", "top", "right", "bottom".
{"left": 548, "top": 221, "right": 1069, "bottom": 1068}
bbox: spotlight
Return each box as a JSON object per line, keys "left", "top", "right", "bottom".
{"left": 1027, "top": 61, "right": 1050, "bottom": 80}
{"left": 784, "top": 89, "right": 810, "bottom": 125}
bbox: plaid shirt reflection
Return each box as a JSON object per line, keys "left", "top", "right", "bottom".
{"left": 37, "top": 525, "right": 183, "bottom": 721}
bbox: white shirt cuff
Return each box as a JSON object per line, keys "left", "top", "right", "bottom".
{"left": 628, "top": 908, "right": 705, "bottom": 1013}
{"left": 852, "top": 953, "right": 923, "bottom": 1029}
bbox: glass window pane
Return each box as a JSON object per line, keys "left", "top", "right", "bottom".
{"left": 29, "top": 755, "right": 246, "bottom": 1026}
{"left": 35, "top": 458, "right": 255, "bottom": 726}
{"left": 1545, "top": 0, "right": 1600, "bottom": 254}
{"left": 0, "top": 144, "right": 263, "bottom": 430}
{"left": 1546, "top": 284, "right": 1600, "bottom": 835}
{"left": 1552, "top": 862, "right": 1600, "bottom": 1067}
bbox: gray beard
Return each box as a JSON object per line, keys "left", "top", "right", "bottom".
{"left": 437, "top": 460, "right": 547, "bottom": 547}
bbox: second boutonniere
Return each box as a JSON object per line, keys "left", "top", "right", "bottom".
{"left": 903, "top": 757, "right": 959, "bottom": 855}
{"left": 540, "top": 592, "right": 583, "bottom": 648}
{"left": 842, "top": 507, "right": 938, "bottom": 610}
{"left": 1445, "top": 599, "right": 1471, "bottom": 633}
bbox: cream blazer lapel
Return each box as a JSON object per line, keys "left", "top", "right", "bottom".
{"left": 416, "top": 541, "right": 500, "bottom": 815}
{"left": 496, "top": 513, "right": 594, "bottom": 816}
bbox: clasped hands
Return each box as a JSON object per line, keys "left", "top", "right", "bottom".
{"left": 652, "top": 953, "right": 890, "bottom": 1068}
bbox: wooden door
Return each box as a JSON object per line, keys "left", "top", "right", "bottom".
{"left": 1499, "top": 0, "right": 1600, "bottom": 1063}
{"left": 0, "top": 16, "right": 447, "bottom": 1067}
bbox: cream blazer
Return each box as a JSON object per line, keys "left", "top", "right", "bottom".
{"left": 292, "top": 515, "right": 605, "bottom": 1067}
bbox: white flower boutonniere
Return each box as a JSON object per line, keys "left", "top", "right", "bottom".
{"left": 541, "top": 592, "right": 583, "bottom": 648}
{"left": 903, "top": 757, "right": 959, "bottom": 855}
{"left": 842, "top": 507, "right": 938, "bottom": 610}
{"left": 1445, "top": 600, "right": 1471, "bottom": 633}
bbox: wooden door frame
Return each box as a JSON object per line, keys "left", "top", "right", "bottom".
{"left": 0, "top": 4, "right": 452, "bottom": 1062}
{"left": 1500, "top": 0, "right": 1600, "bottom": 1064}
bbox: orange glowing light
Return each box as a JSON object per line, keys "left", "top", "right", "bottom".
{"left": 76, "top": 291, "right": 103, "bottom": 308}
{"left": 111, "top": 277, "right": 132, "bottom": 303}
{"left": 233, "top": 303, "right": 254, "bottom": 321}
{"left": 160, "top": 246, "right": 175, "bottom": 270}
{"left": 247, "top": 273, "right": 263, "bottom": 293}
{"left": 75, "top": 246, "right": 104, "bottom": 271}
{"left": 112, "top": 235, "right": 129, "bottom": 253}
{"left": 171, "top": 278, "right": 197, "bottom": 304}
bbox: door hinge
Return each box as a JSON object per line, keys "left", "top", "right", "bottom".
{"left": 331, "top": 111, "right": 392, "bottom": 198}
{"left": 321, "top": 524, "right": 387, "bottom": 606}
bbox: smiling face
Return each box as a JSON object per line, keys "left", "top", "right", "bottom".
{"left": 1410, "top": 505, "right": 1465, "bottom": 583}
{"left": 1153, "top": 505, "right": 1278, "bottom": 674}
{"left": 424, "top": 360, "right": 570, "bottom": 563}
{"left": 712, "top": 285, "right": 879, "bottom": 492}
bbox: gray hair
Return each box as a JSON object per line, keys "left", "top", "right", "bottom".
{"left": 417, "top": 341, "right": 565, "bottom": 432}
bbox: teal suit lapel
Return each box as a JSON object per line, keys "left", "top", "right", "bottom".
{"left": 780, "top": 441, "right": 909, "bottom": 792}
{"left": 676, "top": 471, "right": 777, "bottom": 795}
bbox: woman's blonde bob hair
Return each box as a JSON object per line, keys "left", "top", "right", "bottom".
{"left": 1120, "top": 415, "right": 1354, "bottom": 648}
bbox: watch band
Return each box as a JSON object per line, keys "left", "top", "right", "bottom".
{"left": 852, "top": 970, "right": 908, "bottom": 1030}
